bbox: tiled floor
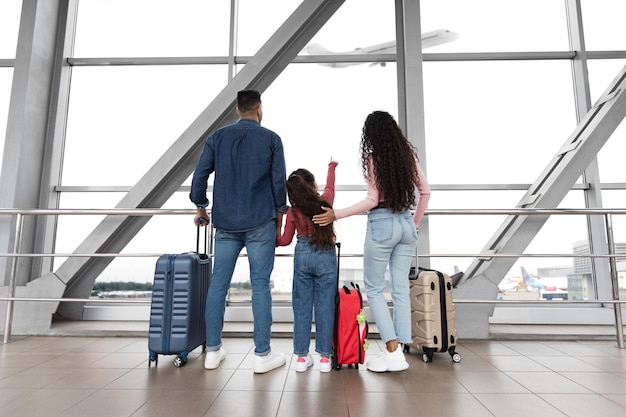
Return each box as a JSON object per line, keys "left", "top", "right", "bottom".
{"left": 0, "top": 334, "right": 625, "bottom": 417}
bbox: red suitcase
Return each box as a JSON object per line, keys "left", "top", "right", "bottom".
{"left": 331, "top": 243, "right": 369, "bottom": 369}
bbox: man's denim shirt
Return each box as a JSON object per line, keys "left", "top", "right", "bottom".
{"left": 190, "top": 118, "right": 287, "bottom": 232}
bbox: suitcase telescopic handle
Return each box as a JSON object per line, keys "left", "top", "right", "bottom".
{"left": 335, "top": 242, "right": 341, "bottom": 288}
{"left": 195, "top": 220, "right": 209, "bottom": 256}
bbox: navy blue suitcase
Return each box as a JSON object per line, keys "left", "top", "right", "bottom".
{"left": 148, "top": 226, "right": 211, "bottom": 367}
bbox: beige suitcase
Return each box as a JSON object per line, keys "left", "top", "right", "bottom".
{"left": 406, "top": 268, "right": 461, "bottom": 363}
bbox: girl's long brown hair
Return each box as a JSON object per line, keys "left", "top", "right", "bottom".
{"left": 286, "top": 169, "right": 335, "bottom": 248}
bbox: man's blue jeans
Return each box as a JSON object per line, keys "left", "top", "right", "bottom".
{"left": 363, "top": 208, "right": 417, "bottom": 344}
{"left": 205, "top": 220, "right": 276, "bottom": 355}
{"left": 292, "top": 236, "right": 337, "bottom": 357}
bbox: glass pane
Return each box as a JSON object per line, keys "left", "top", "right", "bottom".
{"left": 597, "top": 191, "right": 626, "bottom": 301}
{"left": 0, "top": 0, "right": 21, "bottom": 58}
{"left": 588, "top": 59, "right": 626, "bottom": 183}
{"left": 421, "top": 0, "right": 569, "bottom": 52}
{"left": 0, "top": 68, "right": 12, "bottom": 169}
{"left": 57, "top": 191, "right": 297, "bottom": 298}
{"left": 424, "top": 60, "right": 576, "bottom": 184}
{"left": 74, "top": 0, "right": 230, "bottom": 57}
{"left": 581, "top": 0, "right": 626, "bottom": 51}
{"left": 57, "top": 192, "right": 201, "bottom": 284}
{"left": 236, "top": 0, "right": 301, "bottom": 55}
{"left": 601, "top": 191, "right": 626, "bottom": 243}
{"left": 63, "top": 65, "right": 227, "bottom": 185}
{"left": 498, "top": 191, "right": 588, "bottom": 301}
{"left": 304, "top": 0, "right": 395, "bottom": 56}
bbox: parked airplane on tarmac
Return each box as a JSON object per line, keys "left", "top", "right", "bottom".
{"left": 499, "top": 266, "right": 566, "bottom": 292}
{"left": 497, "top": 275, "right": 523, "bottom": 291}
{"left": 303, "top": 29, "right": 459, "bottom": 68}
{"left": 520, "top": 266, "right": 547, "bottom": 291}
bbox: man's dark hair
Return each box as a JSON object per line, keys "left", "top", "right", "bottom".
{"left": 237, "top": 89, "right": 262, "bottom": 113}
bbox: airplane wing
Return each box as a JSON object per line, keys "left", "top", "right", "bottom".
{"left": 304, "top": 29, "right": 459, "bottom": 67}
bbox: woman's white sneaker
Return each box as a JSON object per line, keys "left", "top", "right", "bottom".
{"left": 366, "top": 345, "right": 408, "bottom": 372}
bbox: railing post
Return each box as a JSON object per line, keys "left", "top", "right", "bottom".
{"left": 3, "top": 213, "right": 24, "bottom": 344}
{"left": 604, "top": 213, "right": 625, "bottom": 348}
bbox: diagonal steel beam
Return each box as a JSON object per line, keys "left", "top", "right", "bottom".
{"left": 54, "top": 0, "right": 345, "bottom": 318}
{"left": 457, "top": 64, "right": 626, "bottom": 297}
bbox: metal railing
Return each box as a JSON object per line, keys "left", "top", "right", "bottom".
{"left": 1, "top": 207, "right": 625, "bottom": 347}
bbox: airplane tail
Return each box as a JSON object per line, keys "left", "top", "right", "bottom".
{"left": 303, "top": 43, "right": 334, "bottom": 55}
{"left": 520, "top": 266, "right": 532, "bottom": 283}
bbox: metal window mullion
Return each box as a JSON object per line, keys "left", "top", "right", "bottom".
{"left": 566, "top": 0, "right": 610, "bottom": 301}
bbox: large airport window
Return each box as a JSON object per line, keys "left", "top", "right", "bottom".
{"left": 5, "top": 0, "right": 624, "bottom": 318}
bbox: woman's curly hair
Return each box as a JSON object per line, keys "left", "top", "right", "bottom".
{"left": 360, "top": 111, "right": 419, "bottom": 212}
{"left": 286, "top": 169, "right": 336, "bottom": 248}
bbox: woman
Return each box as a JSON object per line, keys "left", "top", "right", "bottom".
{"left": 313, "top": 111, "right": 430, "bottom": 372}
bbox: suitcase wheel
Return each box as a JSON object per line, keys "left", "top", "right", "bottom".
{"left": 148, "top": 352, "right": 158, "bottom": 367}
{"left": 449, "top": 347, "right": 462, "bottom": 363}
{"left": 173, "top": 355, "right": 187, "bottom": 368}
{"left": 403, "top": 345, "right": 410, "bottom": 353}
{"left": 422, "top": 352, "right": 433, "bottom": 363}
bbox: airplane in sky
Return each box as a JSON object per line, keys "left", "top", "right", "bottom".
{"left": 303, "top": 29, "right": 459, "bottom": 68}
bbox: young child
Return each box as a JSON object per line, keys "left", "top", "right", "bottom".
{"left": 277, "top": 159, "right": 338, "bottom": 372}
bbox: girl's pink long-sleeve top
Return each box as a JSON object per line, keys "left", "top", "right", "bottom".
{"left": 276, "top": 161, "right": 337, "bottom": 246}
{"left": 333, "top": 156, "right": 430, "bottom": 228}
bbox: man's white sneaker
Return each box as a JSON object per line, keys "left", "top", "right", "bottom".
{"left": 366, "top": 345, "right": 409, "bottom": 372}
{"left": 204, "top": 347, "right": 226, "bottom": 370}
{"left": 254, "top": 352, "right": 286, "bottom": 374}
{"left": 294, "top": 354, "right": 313, "bottom": 372}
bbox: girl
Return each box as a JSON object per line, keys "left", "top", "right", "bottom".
{"left": 277, "top": 159, "right": 338, "bottom": 373}
{"left": 313, "top": 111, "right": 431, "bottom": 372}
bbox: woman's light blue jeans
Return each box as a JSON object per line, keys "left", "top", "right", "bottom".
{"left": 363, "top": 208, "right": 417, "bottom": 344}
{"left": 292, "top": 236, "right": 337, "bottom": 356}
{"left": 205, "top": 220, "right": 276, "bottom": 356}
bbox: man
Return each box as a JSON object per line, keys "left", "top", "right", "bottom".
{"left": 190, "top": 89, "right": 287, "bottom": 373}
